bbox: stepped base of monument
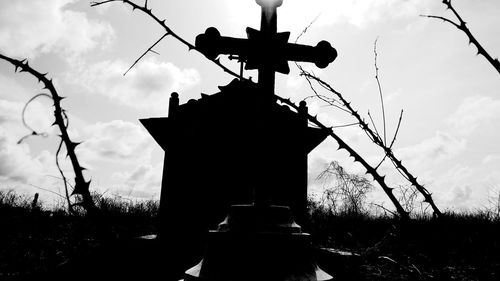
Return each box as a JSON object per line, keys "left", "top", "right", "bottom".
{"left": 184, "top": 204, "right": 333, "bottom": 281}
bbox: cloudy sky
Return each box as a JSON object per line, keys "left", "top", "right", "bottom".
{"left": 1, "top": 0, "right": 499, "bottom": 212}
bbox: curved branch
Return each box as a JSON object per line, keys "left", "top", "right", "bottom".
{"left": 17, "top": 93, "right": 52, "bottom": 144}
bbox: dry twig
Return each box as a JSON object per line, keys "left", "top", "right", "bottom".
{"left": 90, "top": 0, "right": 247, "bottom": 80}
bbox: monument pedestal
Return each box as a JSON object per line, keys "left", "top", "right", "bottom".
{"left": 184, "top": 205, "right": 333, "bottom": 281}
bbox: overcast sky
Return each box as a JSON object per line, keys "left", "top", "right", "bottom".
{"left": 1, "top": 0, "right": 499, "bottom": 213}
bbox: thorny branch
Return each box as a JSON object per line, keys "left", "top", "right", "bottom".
{"left": 0, "top": 53, "right": 96, "bottom": 215}
{"left": 276, "top": 95, "right": 409, "bottom": 219}
{"left": 296, "top": 65, "right": 443, "bottom": 218}
{"left": 90, "top": 0, "right": 248, "bottom": 80}
{"left": 422, "top": 0, "right": 500, "bottom": 75}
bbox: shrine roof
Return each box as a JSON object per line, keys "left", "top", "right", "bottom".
{"left": 140, "top": 79, "right": 328, "bottom": 153}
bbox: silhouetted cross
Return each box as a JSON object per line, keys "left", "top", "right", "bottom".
{"left": 196, "top": 0, "right": 337, "bottom": 95}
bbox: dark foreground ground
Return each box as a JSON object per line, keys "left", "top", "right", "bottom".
{"left": 1, "top": 196, "right": 499, "bottom": 281}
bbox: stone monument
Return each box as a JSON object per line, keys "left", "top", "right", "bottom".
{"left": 140, "top": 0, "right": 337, "bottom": 279}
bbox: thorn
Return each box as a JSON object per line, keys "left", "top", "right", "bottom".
{"left": 80, "top": 166, "right": 87, "bottom": 171}
{"left": 69, "top": 141, "right": 82, "bottom": 150}
{"left": 51, "top": 120, "right": 58, "bottom": 127}
{"left": 54, "top": 96, "right": 66, "bottom": 102}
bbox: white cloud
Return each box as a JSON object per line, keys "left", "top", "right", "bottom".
{"left": 0, "top": 0, "right": 114, "bottom": 58}
{"left": 396, "top": 131, "right": 466, "bottom": 168}
{"left": 78, "top": 120, "right": 155, "bottom": 163}
{"left": 447, "top": 95, "right": 500, "bottom": 135}
{"left": 483, "top": 154, "right": 500, "bottom": 165}
{"left": 430, "top": 164, "right": 496, "bottom": 211}
{"left": 111, "top": 163, "right": 162, "bottom": 199}
{"left": 72, "top": 57, "right": 200, "bottom": 112}
{"left": 225, "top": 0, "right": 434, "bottom": 31}
{"left": 0, "top": 130, "right": 42, "bottom": 183}
{"left": 308, "top": 0, "right": 433, "bottom": 28}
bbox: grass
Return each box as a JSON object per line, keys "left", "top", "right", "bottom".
{"left": 0, "top": 189, "right": 159, "bottom": 280}
{"left": 306, "top": 201, "right": 500, "bottom": 280}
{"left": 1, "top": 189, "right": 499, "bottom": 280}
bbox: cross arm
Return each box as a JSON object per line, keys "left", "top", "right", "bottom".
{"left": 195, "top": 27, "right": 337, "bottom": 74}
{"left": 284, "top": 40, "right": 337, "bottom": 69}
{"left": 195, "top": 27, "right": 250, "bottom": 61}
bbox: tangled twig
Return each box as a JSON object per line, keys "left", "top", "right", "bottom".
{"left": 276, "top": 95, "right": 409, "bottom": 219}
{"left": 296, "top": 66, "right": 442, "bottom": 218}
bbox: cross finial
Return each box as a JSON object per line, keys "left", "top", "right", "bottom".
{"left": 196, "top": 0, "right": 336, "bottom": 96}
{"left": 196, "top": 1, "right": 336, "bottom": 96}
{"left": 255, "top": 0, "right": 283, "bottom": 34}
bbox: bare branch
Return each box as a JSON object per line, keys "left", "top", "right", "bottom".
{"left": 422, "top": 1, "right": 500, "bottom": 75}
{"left": 28, "top": 184, "right": 66, "bottom": 200}
{"left": 332, "top": 122, "right": 359, "bottom": 129}
{"left": 124, "top": 32, "right": 169, "bottom": 76}
{"left": 90, "top": 0, "right": 247, "bottom": 80}
{"left": 374, "top": 37, "right": 387, "bottom": 145}
{"left": 367, "top": 111, "right": 381, "bottom": 142}
{"left": 296, "top": 67, "right": 442, "bottom": 218}
{"left": 298, "top": 64, "right": 351, "bottom": 114}
{"left": 370, "top": 202, "right": 397, "bottom": 217}
{"left": 276, "top": 95, "right": 409, "bottom": 219}
{"left": 294, "top": 13, "right": 321, "bottom": 44}
{"left": 0, "top": 53, "right": 96, "bottom": 215}
{"left": 421, "top": 14, "right": 460, "bottom": 29}
{"left": 389, "top": 109, "right": 404, "bottom": 150}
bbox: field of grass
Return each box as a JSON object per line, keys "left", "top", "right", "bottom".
{"left": 1, "top": 190, "right": 499, "bottom": 280}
